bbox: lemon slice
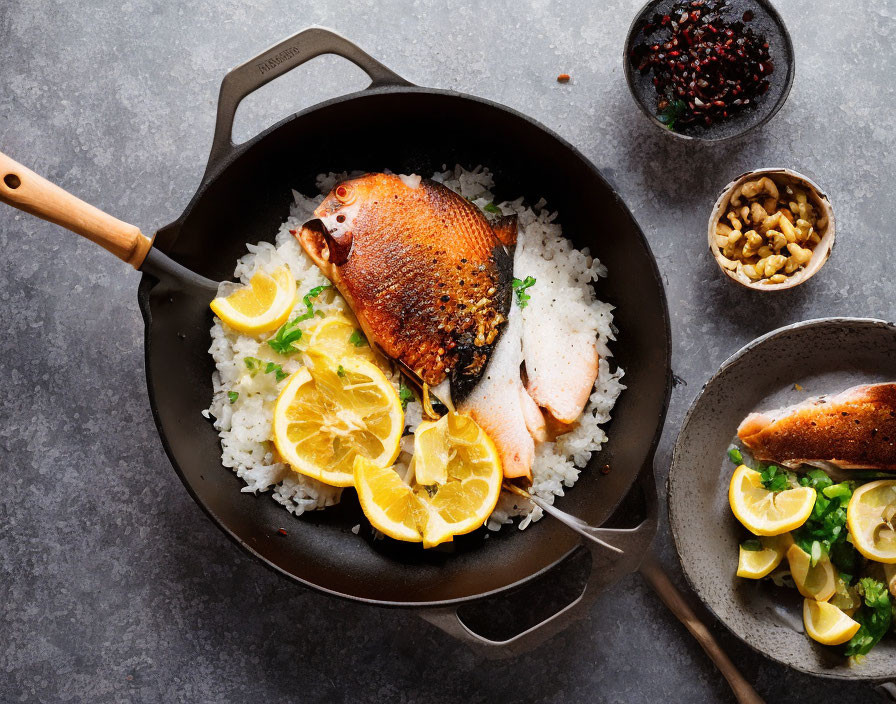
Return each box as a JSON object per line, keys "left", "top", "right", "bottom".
{"left": 414, "top": 413, "right": 503, "bottom": 548}
{"left": 307, "top": 315, "right": 387, "bottom": 369}
{"left": 353, "top": 413, "right": 502, "bottom": 548}
{"left": 737, "top": 533, "right": 793, "bottom": 579}
{"left": 210, "top": 266, "right": 297, "bottom": 334}
{"left": 353, "top": 457, "right": 430, "bottom": 542}
{"left": 846, "top": 480, "right": 896, "bottom": 563}
{"left": 728, "top": 465, "right": 815, "bottom": 536}
{"left": 786, "top": 544, "right": 837, "bottom": 601}
{"left": 272, "top": 355, "right": 403, "bottom": 487}
{"left": 803, "top": 599, "right": 861, "bottom": 646}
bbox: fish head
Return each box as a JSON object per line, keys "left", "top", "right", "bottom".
{"left": 302, "top": 173, "right": 418, "bottom": 272}
{"left": 306, "top": 176, "right": 382, "bottom": 265}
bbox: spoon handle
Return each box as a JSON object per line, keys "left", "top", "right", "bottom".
{"left": 639, "top": 552, "right": 765, "bottom": 704}
{"left": 0, "top": 150, "right": 152, "bottom": 268}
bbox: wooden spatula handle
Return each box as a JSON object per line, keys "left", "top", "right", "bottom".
{"left": 0, "top": 150, "right": 152, "bottom": 268}
{"left": 639, "top": 552, "right": 765, "bottom": 704}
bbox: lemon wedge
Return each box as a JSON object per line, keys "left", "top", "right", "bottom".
{"left": 885, "top": 564, "right": 896, "bottom": 598}
{"left": 413, "top": 419, "right": 450, "bottom": 485}
{"left": 353, "top": 457, "right": 430, "bottom": 542}
{"left": 728, "top": 465, "right": 815, "bottom": 536}
{"left": 786, "top": 544, "right": 837, "bottom": 601}
{"left": 210, "top": 266, "right": 297, "bottom": 334}
{"left": 737, "top": 533, "right": 793, "bottom": 579}
{"left": 272, "top": 355, "right": 403, "bottom": 487}
{"left": 353, "top": 413, "right": 502, "bottom": 547}
{"left": 802, "top": 599, "right": 861, "bottom": 646}
{"left": 414, "top": 413, "right": 503, "bottom": 547}
{"left": 846, "top": 480, "right": 896, "bottom": 563}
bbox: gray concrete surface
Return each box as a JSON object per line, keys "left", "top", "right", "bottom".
{"left": 1, "top": 1, "right": 894, "bottom": 702}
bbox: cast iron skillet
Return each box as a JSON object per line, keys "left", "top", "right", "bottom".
{"left": 0, "top": 28, "right": 670, "bottom": 653}
{"left": 670, "top": 318, "right": 896, "bottom": 687}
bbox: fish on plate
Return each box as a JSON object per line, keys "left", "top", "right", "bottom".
{"left": 737, "top": 383, "right": 896, "bottom": 470}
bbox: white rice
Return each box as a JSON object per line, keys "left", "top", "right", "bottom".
{"left": 206, "top": 165, "right": 624, "bottom": 529}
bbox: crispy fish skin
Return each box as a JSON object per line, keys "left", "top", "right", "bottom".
{"left": 298, "top": 173, "right": 513, "bottom": 401}
{"left": 737, "top": 383, "right": 896, "bottom": 470}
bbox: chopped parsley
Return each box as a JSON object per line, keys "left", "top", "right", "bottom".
{"left": 349, "top": 329, "right": 368, "bottom": 347}
{"left": 337, "top": 365, "right": 346, "bottom": 378}
{"left": 266, "top": 284, "right": 332, "bottom": 355}
{"left": 264, "top": 361, "right": 289, "bottom": 382}
{"left": 267, "top": 317, "right": 304, "bottom": 355}
{"left": 845, "top": 578, "right": 893, "bottom": 659}
{"left": 792, "top": 468, "right": 856, "bottom": 569}
{"left": 759, "top": 464, "right": 795, "bottom": 493}
{"left": 512, "top": 276, "right": 536, "bottom": 308}
{"left": 398, "top": 380, "right": 415, "bottom": 411}
{"left": 740, "top": 539, "right": 762, "bottom": 552}
{"left": 243, "top": 356, "right": 287, "bottom": 382}
{"left": 727, "top": 446, "right": 743, "bottom": 465}
{"left": 227, "top": 391, "right": 239, "bottom": 404}
{"left": 483, "top": 202, "right": 502, "bottom": 215}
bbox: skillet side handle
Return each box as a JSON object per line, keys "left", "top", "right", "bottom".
{"left": 205, "top": 26, "right": 414, "bottom": 176}
{"left": 419, "top": 465, "right": 658, "bottom": 659}
{"left": 0, "top": 150, "right": 153, "bottom": 268}
{"left": 876, "top": 684, "right": 896, "bottom": 702}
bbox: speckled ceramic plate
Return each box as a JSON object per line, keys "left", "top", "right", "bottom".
{"left": 669, "top": 317, "right": 896, "bottom": 681}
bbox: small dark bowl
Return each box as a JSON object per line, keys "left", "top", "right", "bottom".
{"left": 624, "top": 0, "right": 795, "bottom": 142}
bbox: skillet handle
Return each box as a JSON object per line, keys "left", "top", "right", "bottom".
{"left": 419, "top": 464, "right": 657, "bottom": 658}
{"left": 0, "top": 150, "right": 153, "bottom": 268}
{"left": 205, "top": 26, "right": 414, "bottom": 176}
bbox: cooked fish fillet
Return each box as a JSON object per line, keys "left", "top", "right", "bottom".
{"left": 457, "top": 299, "right": 534, "bottom": 479}
{"left": 737, "top": 383, "right": 896, "bottom": 470}
{"left": 517, "top": 248, "right": 600, "bottom": 424}
{"left": 519, "top": 385, "right": 547, "bottom": 443}
{"left": 298, "top": 173, "right": 515, "bottom": 402}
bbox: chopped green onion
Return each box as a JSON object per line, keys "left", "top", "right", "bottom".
{"left": 337, "top": 365, "right": 346, "bottom": 378}
{"left": 823, "top": 482, "right": 854, "bottom": 501}
{"left": 845, "top": 578, "right": 892, "bottom": 658}
{"left": 298, "top": 284, "right": 331, "bottom": 321}
{"left": 244, "top": 357, "right": 263, "bottom": 375}
{"left": 349, "top": 329, "right": 368, "bottom": 347}
{"left": 483, "top": 202, "right": 502, "bottom": 215}
{"left": 227, "top": 391, "right": 239, "bottom": 404}
{"left": 727, "top": 447, "right": 743, "bottom": 465}
{"left": 809, "top": 540, "right": 822, "bottom": 567}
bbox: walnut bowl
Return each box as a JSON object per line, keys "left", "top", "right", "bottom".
{"left": 708, "top": 168, "right": 835, "bottom": 291}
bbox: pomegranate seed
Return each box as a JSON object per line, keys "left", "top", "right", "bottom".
{"left": 629, "top": 0, "right": 774, "bottom": 131}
